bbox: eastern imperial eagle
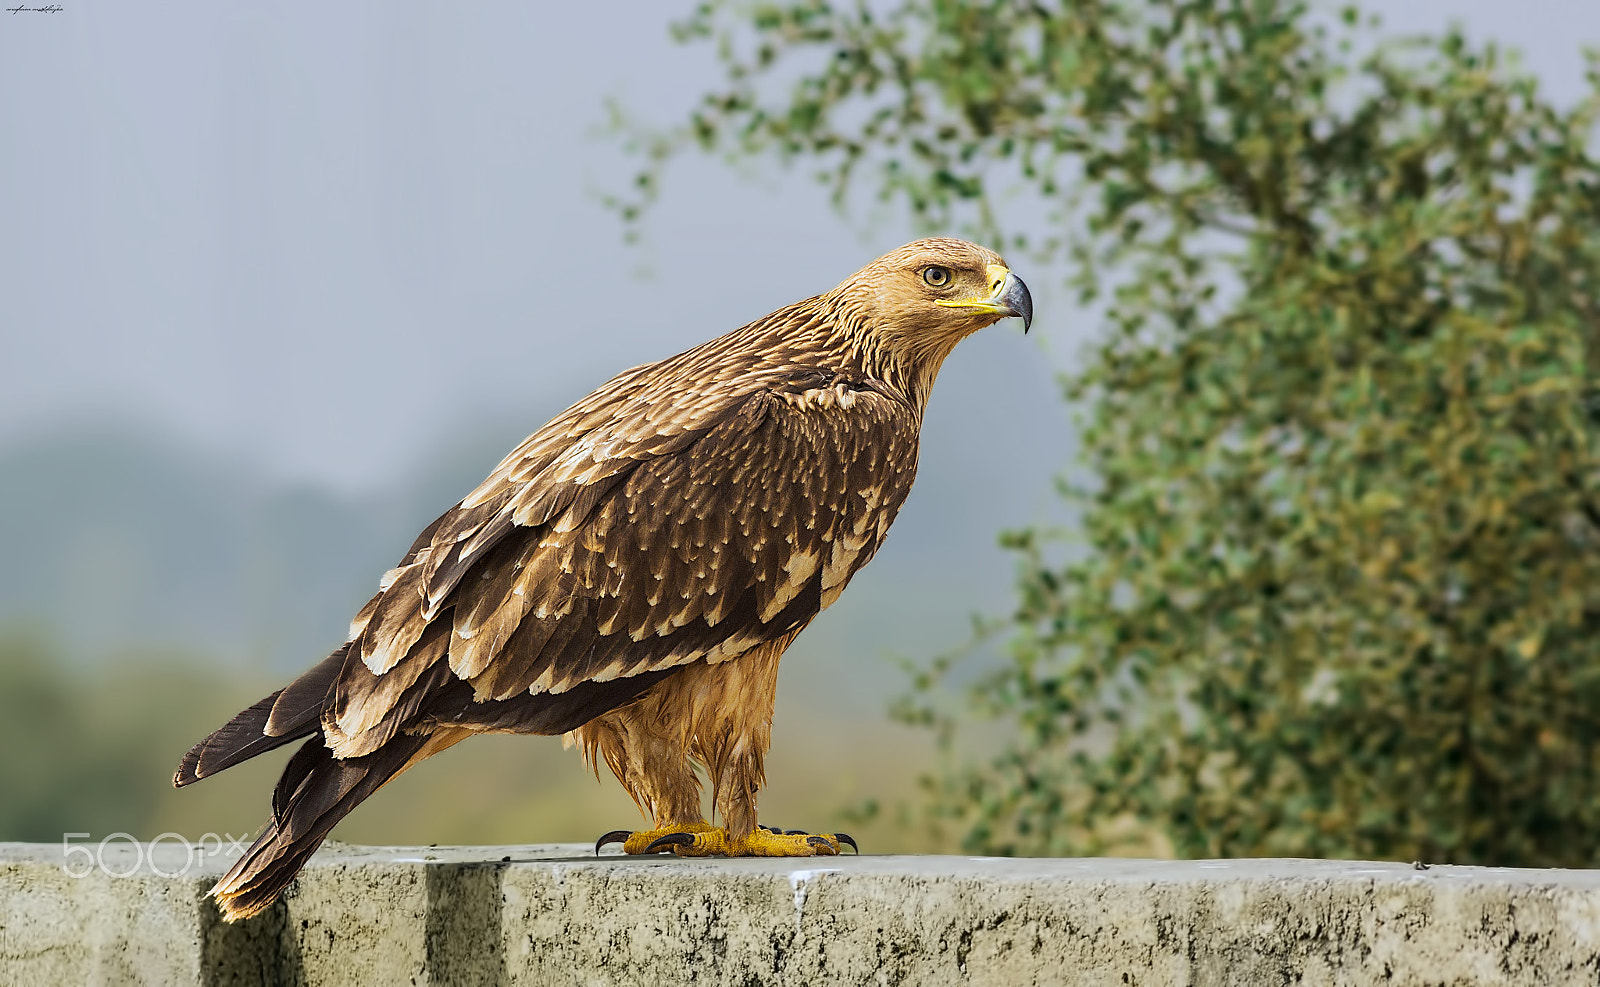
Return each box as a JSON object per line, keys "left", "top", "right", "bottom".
{"left": 175, "top": 238, "right": 1033, "bottom": 922}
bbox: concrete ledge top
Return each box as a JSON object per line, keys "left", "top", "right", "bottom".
{"left": 5, "top": 842, "right": 1600, "bottom": 985}
{"left": 12, "top": 838, "right": 1599, "bottom": 885}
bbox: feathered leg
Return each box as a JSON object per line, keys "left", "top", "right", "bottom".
{"left": 576, "top": 696, "right": 707, "bottom": 845}
{"left": 691, "top": 646, "right": 782, "bottom": 842}
{"left": 589, "top": 641, "right": 854, "bottom": 856}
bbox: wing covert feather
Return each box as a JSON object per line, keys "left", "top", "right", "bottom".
{"left": 332, "top": 364, "right": 919, "bottom": 744}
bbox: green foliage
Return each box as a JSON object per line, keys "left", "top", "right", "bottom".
{"left": 633, "top": 0, "right": 1600, "bottom": 864}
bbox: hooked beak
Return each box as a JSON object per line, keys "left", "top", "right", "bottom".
{"left": 994, "top": 268, "right": 1034, "bottom": 333}
{"left": 936, "top": 264, "right": 1034, "bottom": 332}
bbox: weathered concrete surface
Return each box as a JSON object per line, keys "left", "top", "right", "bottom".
{"left": 4, "top": 842, "right": 1600, "bottom": 986}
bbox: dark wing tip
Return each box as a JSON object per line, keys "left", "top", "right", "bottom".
{"left": 174, "top": 734, "right": 217, "bottom": 788}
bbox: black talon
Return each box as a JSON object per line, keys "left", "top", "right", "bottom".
{"left": 644, "top": 833, "right": 698, "bottom": 853}
{"left": 835, "top": 833, "right": 858, "bottom": 853}
{"left": 786, "top": 829, "right": 808, "bottom": 835}
{"left": 805, "top": 835, "right": 834, "bottom": 851}
{"left": 595, "top": 830, "right": 633, "bottom": 855}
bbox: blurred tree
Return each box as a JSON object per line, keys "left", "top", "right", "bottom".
{"left": 623, "top": 0, "right": 1600, "bottom": 864}
{"left": 0, "top": 631, "right": 287, "bottom": 844}
{"left": 0, "top": 632, "right": 174, "bottom": 841}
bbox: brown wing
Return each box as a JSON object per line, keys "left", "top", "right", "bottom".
{"left": 323, "top": 365, "right": 920, "bottom": 756}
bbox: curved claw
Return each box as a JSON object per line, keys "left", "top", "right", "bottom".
{"left": 834, "top": 832, "right": 858, "bottom": 854}
{"left": 594, "top": 830, "right": 633, "bottom": 856}
{"left": 645, "top": 832, "right": 698, "bottom": 853}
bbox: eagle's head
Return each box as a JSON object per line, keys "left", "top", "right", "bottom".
{"left": 828, "top": 237, "right": 1033, "bottom": 398}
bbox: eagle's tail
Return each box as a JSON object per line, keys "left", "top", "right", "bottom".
{"left": 179, "top": 640, "right": 676, "bottom": 921}
{"left": 209, "top": 730, "right": 433, "bottom": 922}
{"left": 173, "top": 644, "right": 448, "bottom": 923}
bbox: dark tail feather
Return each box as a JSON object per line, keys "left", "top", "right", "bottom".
{"left": 173, "top": 647, "right": 349, "bottom": 788}
{"left": 210, "top": 731, "right": 431, "bottom": 922}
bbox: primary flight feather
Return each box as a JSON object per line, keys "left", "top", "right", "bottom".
{"left": 175, "top": 237, "right": 1032, "bottom": 922}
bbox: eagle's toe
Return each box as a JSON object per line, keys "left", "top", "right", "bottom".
{"left": 594, "top": 821, "right": 720, "bottom": 855}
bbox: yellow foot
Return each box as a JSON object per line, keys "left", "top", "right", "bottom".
{"left": 596, "top": 823, "right": 857, "bottom": 857}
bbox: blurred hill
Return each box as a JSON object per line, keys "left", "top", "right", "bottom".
{"left": 0, "top": 424, "right": 391, "bottom": 669}
{"left": 0, "top": 418, "right": 530, "bottom": 673}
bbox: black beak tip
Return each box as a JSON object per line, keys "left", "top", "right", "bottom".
{"left": 1009, "top": 274, "right": 1034, "bottom": 333}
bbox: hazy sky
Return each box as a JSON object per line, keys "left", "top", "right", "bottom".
{"left": 2, "top": 0, "right": 1597, "bottom": 494}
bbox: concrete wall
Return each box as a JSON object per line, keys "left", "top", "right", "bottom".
{"left": 3, "top": 841, "right": 1599, "bottom": 986}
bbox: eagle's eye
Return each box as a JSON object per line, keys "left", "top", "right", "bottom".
{"left": 922, "top": 266, "right": 952, "bottom": 288}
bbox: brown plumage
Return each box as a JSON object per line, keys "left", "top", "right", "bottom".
{"left": 175, "top": 237, "right": 1032, "bottom": 922}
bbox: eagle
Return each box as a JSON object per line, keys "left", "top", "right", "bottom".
{"left": 175, "top": 237, "right": 1032, "bottom": 922}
